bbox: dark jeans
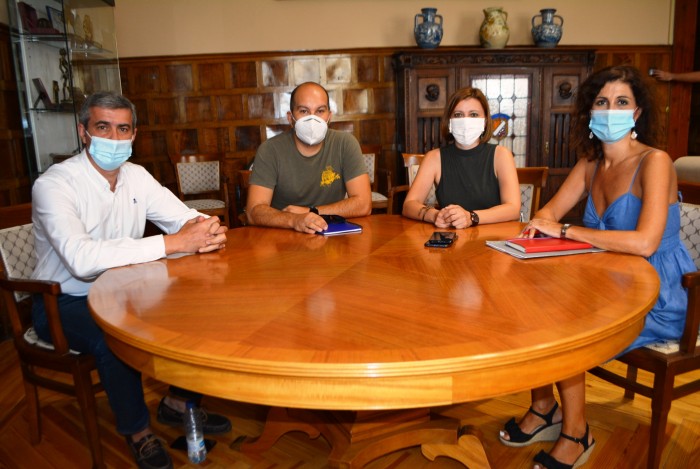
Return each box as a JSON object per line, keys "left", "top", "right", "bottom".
{"left": 32, "top": 294, "right": 201, "bottom": 435}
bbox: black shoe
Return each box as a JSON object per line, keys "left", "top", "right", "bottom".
{"left": 156, "top": 397, "right": 232, "bottom": 434}
{"left": 126, "top": 434, "right": 173, "bottom": 469}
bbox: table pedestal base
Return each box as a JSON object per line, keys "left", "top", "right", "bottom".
{"left": 239, "top": 407, "right": 491, "bottom": 468}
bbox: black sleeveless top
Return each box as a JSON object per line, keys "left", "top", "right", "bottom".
{"left": 435, "top": 143, "right": 501, "bottom": 210}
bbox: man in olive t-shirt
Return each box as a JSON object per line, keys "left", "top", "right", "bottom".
{"left": 246, "top": 82, "right": 371, "bottom": 233}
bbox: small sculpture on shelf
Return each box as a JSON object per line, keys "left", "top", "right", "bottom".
{"left": 73, "top": 11, "right": 83, "bottom": 38}
{"left": 59, "top": 48, "right": 72, "bottom": 106}
{"left": 83, "top": 14, "right": 94, "bottom": 43}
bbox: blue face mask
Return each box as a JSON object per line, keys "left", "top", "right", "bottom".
{"left": 86, "top": 132, "right": 133, "bottom": 171}
{"left": 589, "top": 110, "right": 636, "bottom": 143}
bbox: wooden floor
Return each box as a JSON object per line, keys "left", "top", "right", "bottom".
{"left": 1, "top": 338, "right": 699, "bottom": 468}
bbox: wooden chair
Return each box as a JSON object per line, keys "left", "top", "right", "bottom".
{"left": 387, "top": 153, "right": 428, "bottom": 215}
{"left": 173, "top": 153, "right": 230, "bottom": 227}
{"left": 587, "top": 182, "right": 700, "bottom": 469}
{"left": 235, "top": 169, "right": 252, "bottom": 226}
{"left": 0, "top": 204, "right": 104, "bottom": 468}
{"left": 360, "top": 144, "right": 391, "bottom": 212}
{"left": 679, "top": 181, "right": 700, "bottom": 264}
{"left": 516, "top": 166, "right": 548, "bottom": 222}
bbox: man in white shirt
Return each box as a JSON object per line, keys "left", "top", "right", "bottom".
{"left": 31, "top": 91, "right": 230, "bottom": 469}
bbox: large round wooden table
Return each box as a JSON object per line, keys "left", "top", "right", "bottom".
{"left": 89, "top": 216, "right": 659, "bottom": 468}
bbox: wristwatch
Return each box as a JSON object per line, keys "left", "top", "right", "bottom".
{"left": 309, "top": 206, "right": 319, "bottom": 215}
{"left": 560, "top": 223, "right": 571, "bottom": 239}
{"left": 469, "top": 210, "right": 479, "bottom": 227}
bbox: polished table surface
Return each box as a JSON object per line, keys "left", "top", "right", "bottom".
{"left": 89, "top": 216, "right": 659, "bottom": 410}
{"left": 89, "top": 216, "right": 660, "bottom": 467}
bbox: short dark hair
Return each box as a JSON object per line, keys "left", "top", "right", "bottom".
{"left": 440, "top": 87, "right": 493, "bottom": 144}
{"left": 571, "top": 65, "right": 660, "bottom": 160}
{"left": 289, "top": 82, "right": 330, "bottom": 111}
{"left": 78, "top": 91, "right": 137, "bottom": 129}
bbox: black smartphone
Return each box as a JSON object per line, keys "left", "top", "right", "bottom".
{"left": 425, "top": 231, "right": 457, "bottom": 248}
{"left": 170, "top": 435, "right": 217, "bottom": 452}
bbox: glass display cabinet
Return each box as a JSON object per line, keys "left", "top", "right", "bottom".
{"left": 7, "top": 0, "right": 119, "bottom": 180}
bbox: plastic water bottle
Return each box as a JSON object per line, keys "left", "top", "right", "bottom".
{"left": 183, "top": 400, "right": 206, "bottom": 463}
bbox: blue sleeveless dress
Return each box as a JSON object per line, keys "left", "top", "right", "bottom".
{"left": 582, "top": 161, "right": 696, "bottom": 354}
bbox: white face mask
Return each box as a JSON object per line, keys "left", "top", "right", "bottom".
{"left": 293, "top": 115, "right": 329, "bottom": 145}
{"left": 449, "top": 117, "right": 485, "bottom": 147}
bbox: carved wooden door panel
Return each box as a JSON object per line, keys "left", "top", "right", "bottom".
{"left": 541, "top": 66, "right": 591, "bottom": 222}
{"left": 400, "top": 67, "right": 456, "bottom": 154}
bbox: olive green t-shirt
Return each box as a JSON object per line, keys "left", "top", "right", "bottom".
{"left": 250, "top": 130, "right": 367, "bottom": 210}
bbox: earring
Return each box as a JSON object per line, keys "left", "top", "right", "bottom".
{"left": 589, "top": 131, "right": 594, "bottom": 140}
{"left": 631, "top": 129, "right": 638, "bottom": 140}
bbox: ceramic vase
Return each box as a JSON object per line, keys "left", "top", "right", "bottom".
{"left": 414, "top": 7, "right": 443, "bottom": 49}
{"left": 479, "top": 7, "right": 509, "bottom": 49}
{"left": 531, "top": 8, "right": 563, "bottom": 48}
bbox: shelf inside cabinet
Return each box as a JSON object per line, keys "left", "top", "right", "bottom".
{"left": 11, "top": 31, "right": 65, "bottom": 47}
{"left": 29, "top": 106, "right": 78, "bottom": 114}
{"left": 12, "top": 32, "right": 114, "bottom": 56}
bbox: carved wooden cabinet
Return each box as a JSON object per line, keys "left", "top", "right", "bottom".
{"left": 394, "top": 47, "right": 594, "bottom": 219}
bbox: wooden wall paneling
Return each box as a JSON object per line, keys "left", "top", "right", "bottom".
{"left": 119, "top": 49, "right": 398, "bottom": 221}
{"left": 0, "top": 25, "right": 31, "bottom": 207}
{"left": 593, "top": 46, "right": 673, "bottom": 153}
{"left": 668, "top": 0, "right": 698, "bottom": 158}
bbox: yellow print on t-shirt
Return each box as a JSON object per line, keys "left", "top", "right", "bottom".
{"left": 320, "top": 166, "right": 340, "bottom": 187}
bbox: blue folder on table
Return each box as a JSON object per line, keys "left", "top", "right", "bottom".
{"left": 317, "top": 215, "right": 362, "bottom": 236}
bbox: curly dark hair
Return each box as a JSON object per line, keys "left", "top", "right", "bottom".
{"left": 571, "top": 65, "right": 660, "bottom": 161}
{"left": 440, "top": 87, "right": 493, "bottom": 144}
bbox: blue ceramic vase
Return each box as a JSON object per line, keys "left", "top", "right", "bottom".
{"left": 414, "top": 8, "right": 443, "bottom": 49}
{"left": 531, "top": 8, "right": 563, "bottom": 48}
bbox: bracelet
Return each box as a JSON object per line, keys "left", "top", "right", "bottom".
{"left": 418, "top": 206, "right": 429, "bottom": 222}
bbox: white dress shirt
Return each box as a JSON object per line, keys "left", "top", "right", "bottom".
{"left": 31, "top": 151, "right": 201, "bottom": 296}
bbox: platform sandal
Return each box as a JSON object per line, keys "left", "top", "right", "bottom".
{"left": 498, "top": 401, "right": 562, "bottom": 447}
{"left": 533, "top": 423, "right": 596, "bottom": 469}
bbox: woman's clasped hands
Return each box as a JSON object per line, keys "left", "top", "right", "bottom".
{"left": 435, "top": 204, "right": 472, "bottom": 229}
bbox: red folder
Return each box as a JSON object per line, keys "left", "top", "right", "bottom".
{"left": 505, "top": 237, "right": 593, "bottom": 253}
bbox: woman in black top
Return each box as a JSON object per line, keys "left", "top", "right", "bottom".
{"left": 402, "top": 87, "right": 520, "bottom": 228}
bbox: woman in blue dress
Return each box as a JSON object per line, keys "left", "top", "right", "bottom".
{"left": 498, "top": 65, "right": 696, "bottom": 469}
